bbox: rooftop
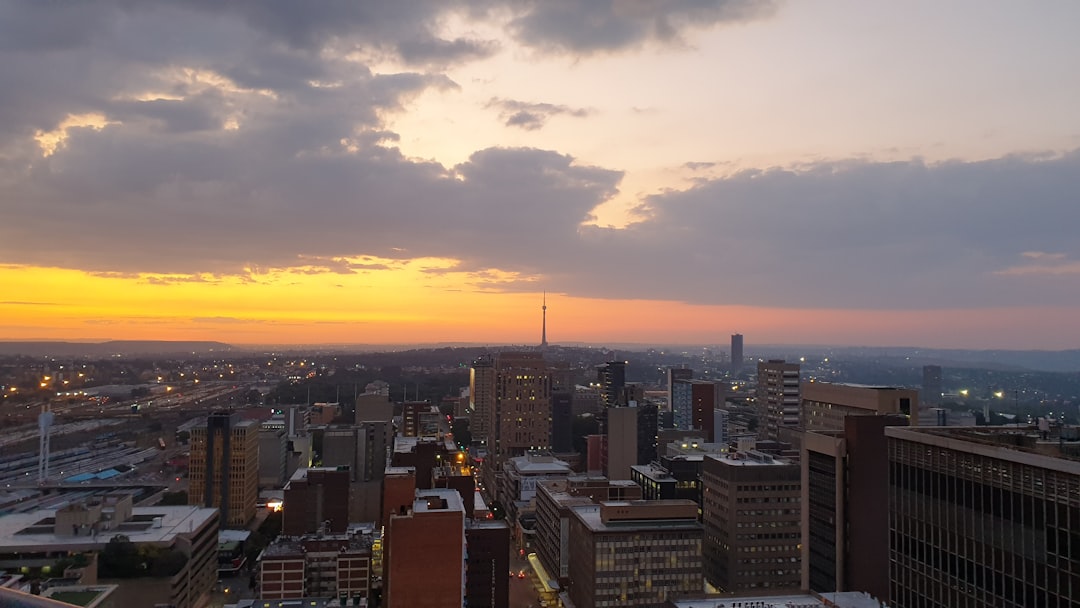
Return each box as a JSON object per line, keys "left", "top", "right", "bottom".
{"left": 670, "top": 590, "right": 882, "bottom": 608}
{"left": 887, "top": 425, "right": 1080, "bottom": 472}
{"left": 705, "top": 451, "right": 794, "bottom": 467}
{"left": 0, "top": 506, "right": 217, "bottom": 552}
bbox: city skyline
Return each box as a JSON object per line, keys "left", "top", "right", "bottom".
{"left": 3, "top": 2, "right": 1080, "bottom": 349}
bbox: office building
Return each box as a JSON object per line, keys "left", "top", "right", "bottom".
{"left": 464, "top": 520, "right": 510, "bottom": 608}
{"left": 188, "top": 411, "right": 259, "bottom": 527}
{"left": 597, "top": 361, "right": 627, "bottom": 408}
{"left": 921, "top": 365, "right": 943, "bottom": 406}
{"left": 534, "top": 477, "right": 642, "bottom": 586}
{"left": 567, "top": 500, "right": 703, "bottom": 608}
{"left": 637, "top": 401, "right": 659, "bottom": 464}
{"left": 354, "top": 391, "right": 393, "bottom": 425}
{"left": 888, "top": 426, "right": 1080, "bottom": 608}
{"left": 802, "top": 414, "right": 906, "bottom": 600}
{"left": 490, "top": 352, "right": 553, "bottom": 468}
{"left": 499, "top": 452, "right": 573, "bottom": 548}
{"left": 384, "top": 489, "right": 466, "bottom": 608}
{"left": 630, "top": 454, "right": 702, "bottom": 504}
{"left": 604, "top": 405, "right": 637, "bottom": 481}
{"left": 469, "top": 355, "right": 496, "bottom": 444}
{"left": 802, "top": 382, "right": 917, "bottom": 433}
{"left": 757, "top": 360, "right": 801, "bottom": 442}
{"left": 551, "top": 390, "right": 574, "bottom": 453}
{"left": 282, "top": 467, "right": 351, "bottom": 537}
{"left": 714, "top": 408, "right": 730, "bottom": 445}
{"left": 258, "top": 425, "right": 288, "bottom": 489}
{"left": 258, "top": 533, "right": 372, "bottom": 602}
{"left": 0, "top": 497, "right": 219, "bottom": 608}
{"left": 731, "top": 334, "right": 744, "bottom": 372}
{"left": 702, "top": 450, "right": 801, "bottom": 593}
{"left": 322, "top": 422, "right": 391, "bottom": 482}
{"left": 667, "top": 367, "right": 693, "bottom": 411}
{"left": 672, "top": 379, "right": 725, "bottom": 441}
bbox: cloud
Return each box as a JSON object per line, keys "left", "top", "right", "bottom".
{"left": 683, "top": 161, "right": 717, "bottom": 171}
{"left": 995, "top": 252, "right": 1080, "bottom": 276}
{"left": 508, "top": 0, "right": 777, "bottom": 55}
{"left": 487, "top": 98, "right": 592, "bottom": 130}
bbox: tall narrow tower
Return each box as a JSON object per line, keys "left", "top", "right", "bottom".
{"left": 540, "top": 292, "right": 548, "bottom": 347}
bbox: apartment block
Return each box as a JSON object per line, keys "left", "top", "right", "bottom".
{"left": 188, "top": 411, "right": 259, "bottom": 527}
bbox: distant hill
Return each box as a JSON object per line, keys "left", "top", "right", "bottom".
{"left": 0, "top": 340, "right": 233, "bottom": 357}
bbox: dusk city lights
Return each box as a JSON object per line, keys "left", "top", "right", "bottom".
{"left": 2, "top": 2, "right": 1080, "bottom": 608}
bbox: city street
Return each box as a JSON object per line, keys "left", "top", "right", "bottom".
{"left": 509, "top": 549, "right": 544, "bottom": 608}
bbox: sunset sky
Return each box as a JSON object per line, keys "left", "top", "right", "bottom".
{"left": 2, "top": 1, "right": 1080, "bottom": 349}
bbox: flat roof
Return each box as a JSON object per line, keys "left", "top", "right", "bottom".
{"left": 0, "top": 506, "right": 217, "bottom": 552}
{"left": 571, "top": 504, "right": 699, "bottom": 533}
{"left": 886, "top": 426, "right": 1080, "bottom": 473}
{"left": 414, "top": 488, "right": 465, "bottom": 514}
{"left": 705, "top": 453, "right": 794, "bottom": 467}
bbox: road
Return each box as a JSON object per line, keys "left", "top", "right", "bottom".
{"left": 509, "top": 549, "right": 547, "bottom": 608}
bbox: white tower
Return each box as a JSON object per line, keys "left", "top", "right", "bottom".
{"left": 38, "top": 406, "right": 54, "bottom": 484}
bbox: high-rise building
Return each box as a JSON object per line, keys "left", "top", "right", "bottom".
{"left": 731, "top": 334, "right": 744, "bottom": 372}
{"left": 469, "top": 355, "right": 496, "bottom": 445}
{"left": 702, "top": 450, "right": 801, "bottom": 593}
{"left": 189, "top": 411, "right": 258, "bottom": 527}
{"left": 801, "top": 382, "right": 917, "bottom": 433}
{"left": 490, "top": 353, "right": 552, "bottom": 467}
{"left": 354, "top": 392, "right": 393, "bottom": 425}
{"left": 667, "top": 367, "right": 693, "bottom": 411}
{"left": 464, "top": 520, "right": 510, "bottom": 608}
{"left": 888, "top": 426, "right": 1080, "bottom": 608}
{"left": 921, "top": 365, "right": 943, "bottom": 406}
{"left": 282, "top": 467, "right": 351, "bottom": 537}
{"left": 636, "top": 401, "right": 659, "bottom": 465}
{"left": 803, "top": 414, "right": 906, "bottom": 600}
{"left": 322, "top": 422, "right": 391, "bottom": 482}
{"left": 258, "top": 425, "right": 288, "bottom": 489}
{"left": 596, "top": 361, "right": 627, "bottom": 408}
{"left": 551, "top": 390, "right": 574, "bottom": 453}
{"left": 757, "top": 360, "right": 801, "bottom": 442}
{"left": 604, "top": 406, "right": 637, "bottom": 481}
{"left": 567, "top": 500, "right": 703, "bottom": 608}
{"left": 385, "top": 489, "right": 466, "bottom": 608}
{"left": 672, "top": 379, "right": 725, "bottom": 441}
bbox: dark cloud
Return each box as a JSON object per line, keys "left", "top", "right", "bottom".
{"left": 508, "top": 0, "right": 777, "bottom": 54}
{"left": 488, "top": 98, "right": 592, "bottom": 130}
{"left": 683, "top": 161, "right": 716, "bottom": 171}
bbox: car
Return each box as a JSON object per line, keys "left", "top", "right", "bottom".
{"left": 518, "top": 570, "right": 526, "bottom": 579}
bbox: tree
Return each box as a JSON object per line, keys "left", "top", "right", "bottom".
{"left": 99, "top": 535, "right": 141, "bottom": 578}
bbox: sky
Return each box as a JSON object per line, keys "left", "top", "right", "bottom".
{"left": 2, "top": 1, "right": 1080, "bottom": 349}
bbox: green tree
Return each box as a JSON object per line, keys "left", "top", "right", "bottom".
{"left": 99, "top": 535, "right": 141, "bottom": 578}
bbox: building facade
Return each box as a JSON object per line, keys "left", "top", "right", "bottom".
{"left": 801, "top": 382, "right": 916, "bottom": 433}
{"left": 702, "top": 451, "right": 801, "bottom": 593}
{"left": 258, "top": 533, "right": 372, "bottom": 603}
{"left": 756, "top": 361, "right": 801, "bottom": 442}
{"left": 888, "top": 426, "right": 1080, "bottom": 608}
{"left": 188, "top": 411, "right": 259, "bottom": 527}
{"left": 384, "top": 489, "right": 466, "bottom": 608}
{"left": 566, "top": 500, "right": 703, "bottom": 608}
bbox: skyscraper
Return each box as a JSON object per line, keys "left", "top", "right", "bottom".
{"left": 730, "top": 333, "right": 744, "bottom": 372}
{"left": 469, "top": 355, "right": 495, "bottom": 445}
{"left": 490, "top": 352, "right": 552, "bottom": 467}
{"left": 189, "top": 411, "right": 259, "bottom": 527}
{"left": 921, "top": 364, "right": 943, "bottom": 406}
{"left": 666, "top": 367, "right": 692, "bottom": 411}
{"left": 757, "top": 359, "right": 801, "bottom": 441}
{"left": 888, "top": 426, "right": 1080, "bottom": 608}
{"left": 596, "top": 361, "right": 627, "bottom": 408}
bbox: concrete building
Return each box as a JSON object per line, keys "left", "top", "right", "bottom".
{"left": 354, "top": 391, "right": 393, "bottom": 426}
{"left": 258, "top": 425, "right": 288, "bottom": 489}
{"left": 490, "top": 352, "right": 553, "bottom": 471}
{"left": 385, "top": 489, "right": 466, "bottom": 608}
{"left": 667, "top": 367, "right": 693, "bottom": 413}
{"left": 921, "top": 365, "right": 943, "bottom": 406}
{"left": 258, "top": 532, "right": 372, "bottom": 603}
{"left": 322, "top": 421, "right": 392, "bottom": 482}
{"left": 0, "top": 498, "right": 219, "bottom": 608}
{"left": 888, "top": 426, "right": 1080, "bottom": 608}
{"left": 630, "top": 455, "right": 702, "bottom": 505}
{"left": 637, "top": 401, "right": 659, "bottom": 465}
{"left": 551, "top": 390, "right": 574, "bottom": 453}
{"left": 499, "top": 452, "right": 573, "bottom": 549}
{"left": 567, "top": 500, "right": 703, "bottom": 608}
{"left": 672, "top": 379, "right": 725, "bottom": 440}
{"left": 534, "top": 477, "right": 642, "bottom": 587}
{"left": 802, "top": 414, "right": 906, "bottom": 600}
{"left": 604, "top": 405, "right": 638, "bottom": 481}
{"left": 596, "top": 361, "right": 627, "bottom": 408}
{"left": 757, "top": 360, "right": 801, "bottom": 442}
{"left": 469, "top": 355, "right": 496, "bottom": 445}
{"left": 282, "top": 467, "right": 351, "bottom": 537}
{"left": 188, "top": 411, "right": 259, "bottom": 527}
{"left": 702, "top": 450, "right": 801, "bottom": 593}
{"left": 464, "top": 520, "right": 510, "bottom": 608}
{"left": 801, "top": 382, "right": 917, "bottom": 433}
{"left": 731, "top": 334, "right": 744, "bottom": 372}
